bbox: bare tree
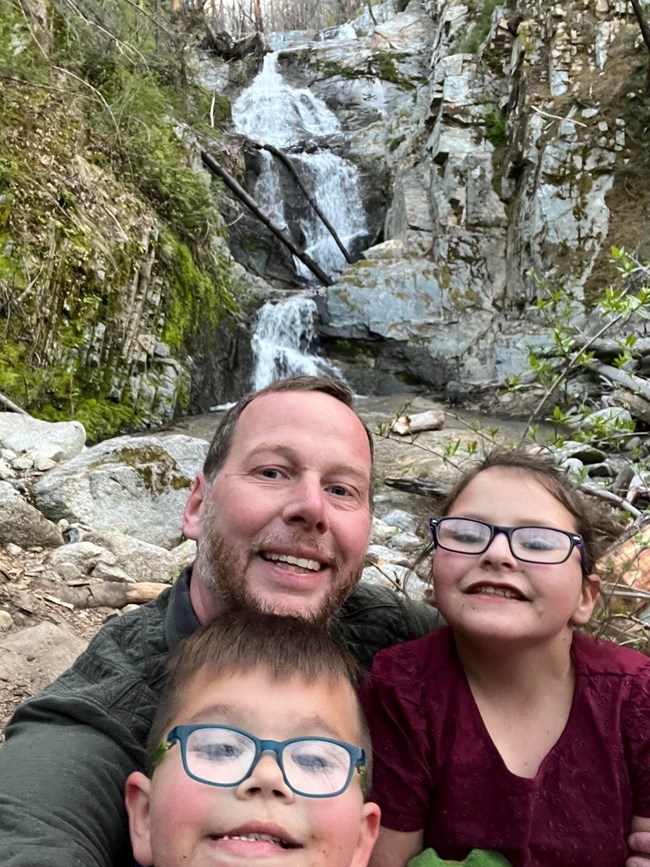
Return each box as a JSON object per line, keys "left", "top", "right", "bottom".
{"left": 630, "top": 0, "right": 650, "bottom": 92}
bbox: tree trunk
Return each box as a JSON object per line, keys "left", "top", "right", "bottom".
{"left": 254, "top": 142, "right": 354, "bottom": 264}
{"left": 200, "top": 150, "right": 333, "bottom": 286}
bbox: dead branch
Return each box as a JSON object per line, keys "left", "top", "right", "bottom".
{"left": 56, "top": 581, "right": 169, "bottom": 609}
{"left": 252, "top": 142, "right": 353, "bottom": 264}
{"left": 577, "top": 482, "right": 642, "bottom": 519}
{"left": 588, "top": 360, "right": 650, "bottom": 402}
{"left": 0, "top": 392, "right": 29, "bottom": 415}
{"left": 201, "top": 150, "right": 333, "bottom": 286}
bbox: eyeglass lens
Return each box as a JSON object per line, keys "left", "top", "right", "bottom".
{"left": 436, "top": 518, "right": 573, "bottom": 563}
{"left": 183, "top": 727, "right": 352, "bottom": 796}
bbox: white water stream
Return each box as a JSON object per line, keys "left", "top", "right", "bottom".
{"left": 251, "top": 295, "right": 343, "bottom": 390}
{"left": 232, "top": 52, "right": 368, "bottom": 280}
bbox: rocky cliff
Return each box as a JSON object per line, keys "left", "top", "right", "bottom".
{"left": 3, "top": 0, "right": 650, "bottom": 435}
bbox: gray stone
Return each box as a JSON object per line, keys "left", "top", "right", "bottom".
{"left": 0, "top": 623, "right": 87, "bottom": 725}
{"left": 381, "top": 509, "right": 417, "bottom": 533}
{"left": 0, "top": 416, "right": 85, "bottom": 461}
{"left": 32, "top": 435, "right": 208, "bottom": 549}
{"left": 0, "top": 483, "right": 64, "bottom": 549}
{"left": 0, "top": 610, "right": 13, "bottom": 632}
{"left": 82, "top": 531, "right": 192, "bottom": 584}
{"left": 389, "top": 531, "right": 422, "bottom": 553}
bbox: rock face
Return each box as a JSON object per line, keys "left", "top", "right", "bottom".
{"left": 206, "top": 0, "right": 647, "bottom": 396}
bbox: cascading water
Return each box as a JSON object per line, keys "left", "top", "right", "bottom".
{"left": 231, "top": 52, "right": 368, "bottom": 280}
{"left": 251, "top": 296, "right": 343, "bottom": 390}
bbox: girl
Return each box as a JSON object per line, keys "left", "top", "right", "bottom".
{"left": 362, "top": 450, "right": 650, "bottom": 867}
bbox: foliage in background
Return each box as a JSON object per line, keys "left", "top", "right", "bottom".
{"left": 0, "top": 0, "right": 240, "bottom": 440}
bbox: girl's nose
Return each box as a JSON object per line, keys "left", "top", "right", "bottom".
{"left": 480, "top": 529, "right": 517, "bottom": 565}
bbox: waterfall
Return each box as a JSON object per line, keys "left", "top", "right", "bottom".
{"left": 251, "top": 296, "right": 343, "bottom": 390}
{"left": 232, "top": 52, "right": 368, "bottom": 280}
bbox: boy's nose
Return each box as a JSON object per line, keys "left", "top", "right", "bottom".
{"left": 235, "top": 753, "right": 294, "bottom": 802}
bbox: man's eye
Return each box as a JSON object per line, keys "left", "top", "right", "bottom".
{"left": 259, "top": 468, "right": 282, "bottom": 479}
{"left": 329, "top": 484, "right": 350, "bottom": 497}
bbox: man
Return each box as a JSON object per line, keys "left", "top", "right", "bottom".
{"left": 0, "top": 375, "right": 439, "bottom": 867}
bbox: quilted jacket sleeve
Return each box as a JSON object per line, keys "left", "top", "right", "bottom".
{"left": 0, "top": 590, "right": 174, "bottom": 867}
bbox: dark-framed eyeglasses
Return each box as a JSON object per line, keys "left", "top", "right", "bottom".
{"left": 152, "top": 724, "right": 367, "bottom": 799}
{"left": 429, "top": 517, "right": 585, "bottom": 567}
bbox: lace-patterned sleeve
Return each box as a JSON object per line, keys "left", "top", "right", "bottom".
{"left": 360, "top": 638, "right": 437, "bottom": 832}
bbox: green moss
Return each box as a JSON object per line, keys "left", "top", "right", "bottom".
{"left": 485, "top": 109, "right": 506, "bottom": 148}
{"left": 116, "top": 444, "right": 192, "bottom": 492}
{"left": 460, "top": 0, "right": 500, "bottom": 54}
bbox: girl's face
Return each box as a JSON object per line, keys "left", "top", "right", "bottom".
{"left": 431, "top": 467, "right": 600, "bottom": 647}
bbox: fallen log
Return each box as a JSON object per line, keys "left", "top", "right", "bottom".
{"left": 55, "top": 581, "right": 169, "bottom": 609}
{"left": 200, "top": 150, "right": 333, "bottom": 286}
{"left": 0, "top": 391, "right": 29, "bottom": 415}
{"left": 384, "top": 476, "right": 445, "bottom": 497}
{"left": 588, "top": 360, "right": 650, "bottom": 402}
{"left": 610, "top": 387, "right": 650, "bottom": 426}
{"left": 391, "top": 409, "right": 445, "bottom": 435}
{"left": 252, "top": 142, "right": 353, "bottom": 264}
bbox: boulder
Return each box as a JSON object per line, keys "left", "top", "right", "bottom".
{"left": 0, "top": 416, "right": 86, "bottom": 463}
{"left": 0, "top": 482, "right": 64, "bottom": 549}
{"left": 32, "top": 435, "right": 208, "bottom": 549}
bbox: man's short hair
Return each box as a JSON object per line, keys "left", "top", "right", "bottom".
{"left": 145, "top": 610, "right": 373, "bottom": 786}
{"left": 202, "top": 376, "right": 375, "bottom": 502}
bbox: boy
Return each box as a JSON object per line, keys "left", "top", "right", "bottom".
{"left": 125, "top": 610, "right": 381, "bottom": 867}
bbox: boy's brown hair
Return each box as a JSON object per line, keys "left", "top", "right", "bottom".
{"left": 146, "top": 610, "right": 372, "bottom": 783}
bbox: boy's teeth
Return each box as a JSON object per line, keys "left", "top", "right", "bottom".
{"left": 264, "top": 553, "right": 321, "bottom": 571}
{"left": 221, "top": 833, "right": 290, "bottom": 848}
{"left": 476, "top": 586, "right": 521, "bottom": 599}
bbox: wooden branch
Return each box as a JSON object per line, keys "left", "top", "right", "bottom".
{"left": 56, "top": 581, "right": 169, "bottom": 609}
{"left": 252, "top": 142, "right": 353, "bottom": 264}
{"left": 384, "top": 476, "right": 446, "bottom": 497}
{"left": 631, "top": 0, "right": 650, "bottom": 56}
{"left": 0, "top": 392, "right": 29, "bottom": 415}
{"left": 610, "top": 387, "right": 650, "bottom": 426}
{"left": 201, "top": 150, "right": 333, "bottom": 286}
{"left": 577, "top": 483, "right": 642, "bottom": 519}
{"left": 588, "top": 360, "right": 650, "bottom": 402}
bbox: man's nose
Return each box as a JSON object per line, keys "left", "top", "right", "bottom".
{"left": 281, "top": 476, "right": 328, "bottom": 532}
{"left": 235, "top": 753, "right": 294, "bottom": 802}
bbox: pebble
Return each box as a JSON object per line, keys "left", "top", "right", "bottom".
{"left": 0, "top": 609, "right": 14, "bottom": 631}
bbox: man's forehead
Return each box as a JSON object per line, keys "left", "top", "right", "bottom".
{"left": 235, "top": 391, "right": 370, "bottom": 453}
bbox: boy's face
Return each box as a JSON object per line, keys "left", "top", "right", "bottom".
{"left": 126, "top": 667, "right": 380, "bottom": 867}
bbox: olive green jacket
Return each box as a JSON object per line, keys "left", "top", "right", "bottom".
{"left": 0, "top": 567, "right": 440, "bottom": 867}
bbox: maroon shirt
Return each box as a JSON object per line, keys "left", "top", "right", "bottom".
{"left": 362, "top": 628, "right": 650, "bottom": 867}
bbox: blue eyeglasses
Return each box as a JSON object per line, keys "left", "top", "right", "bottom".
{"left": 429, "top": 517, "right": 586, "bottom": 567}
{"left": 152, "top": 724, "right": 367, "bottom": 798}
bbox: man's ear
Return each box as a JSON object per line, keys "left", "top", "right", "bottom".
{"left": 125, "top": 771, "right": 154, "bottom": 867}
{"left": 182, "top": 474, "right": 207, "bottom": 541}
{"left": 571, "top": 573, "right": 601, "bottom": 626}
{"left": 350, "top": 801, "right": 381, "bottom": 867}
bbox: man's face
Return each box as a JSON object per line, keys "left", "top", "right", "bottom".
{"left": 183, "top": 391, "right": 372, "bottom": 622}
{"left": 125, "top": 667, "right": 380, "bottom": 867}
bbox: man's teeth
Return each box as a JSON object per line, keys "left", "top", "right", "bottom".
{"left": 473, "top": 586, "right": 522, "bottom": 600}
{"left": 263, "top": 553, "right": 321, "bottom": 572}
{"left": 221, "top": 833, "right": 291, "bottom": 848}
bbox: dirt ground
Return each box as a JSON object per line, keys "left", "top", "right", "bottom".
{"left": 0, "top": 546, "right": 113, "bottom": 727}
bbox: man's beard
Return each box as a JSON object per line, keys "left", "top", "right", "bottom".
{"left": 193, "top": 502, "right": 364, "bottom": 625}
